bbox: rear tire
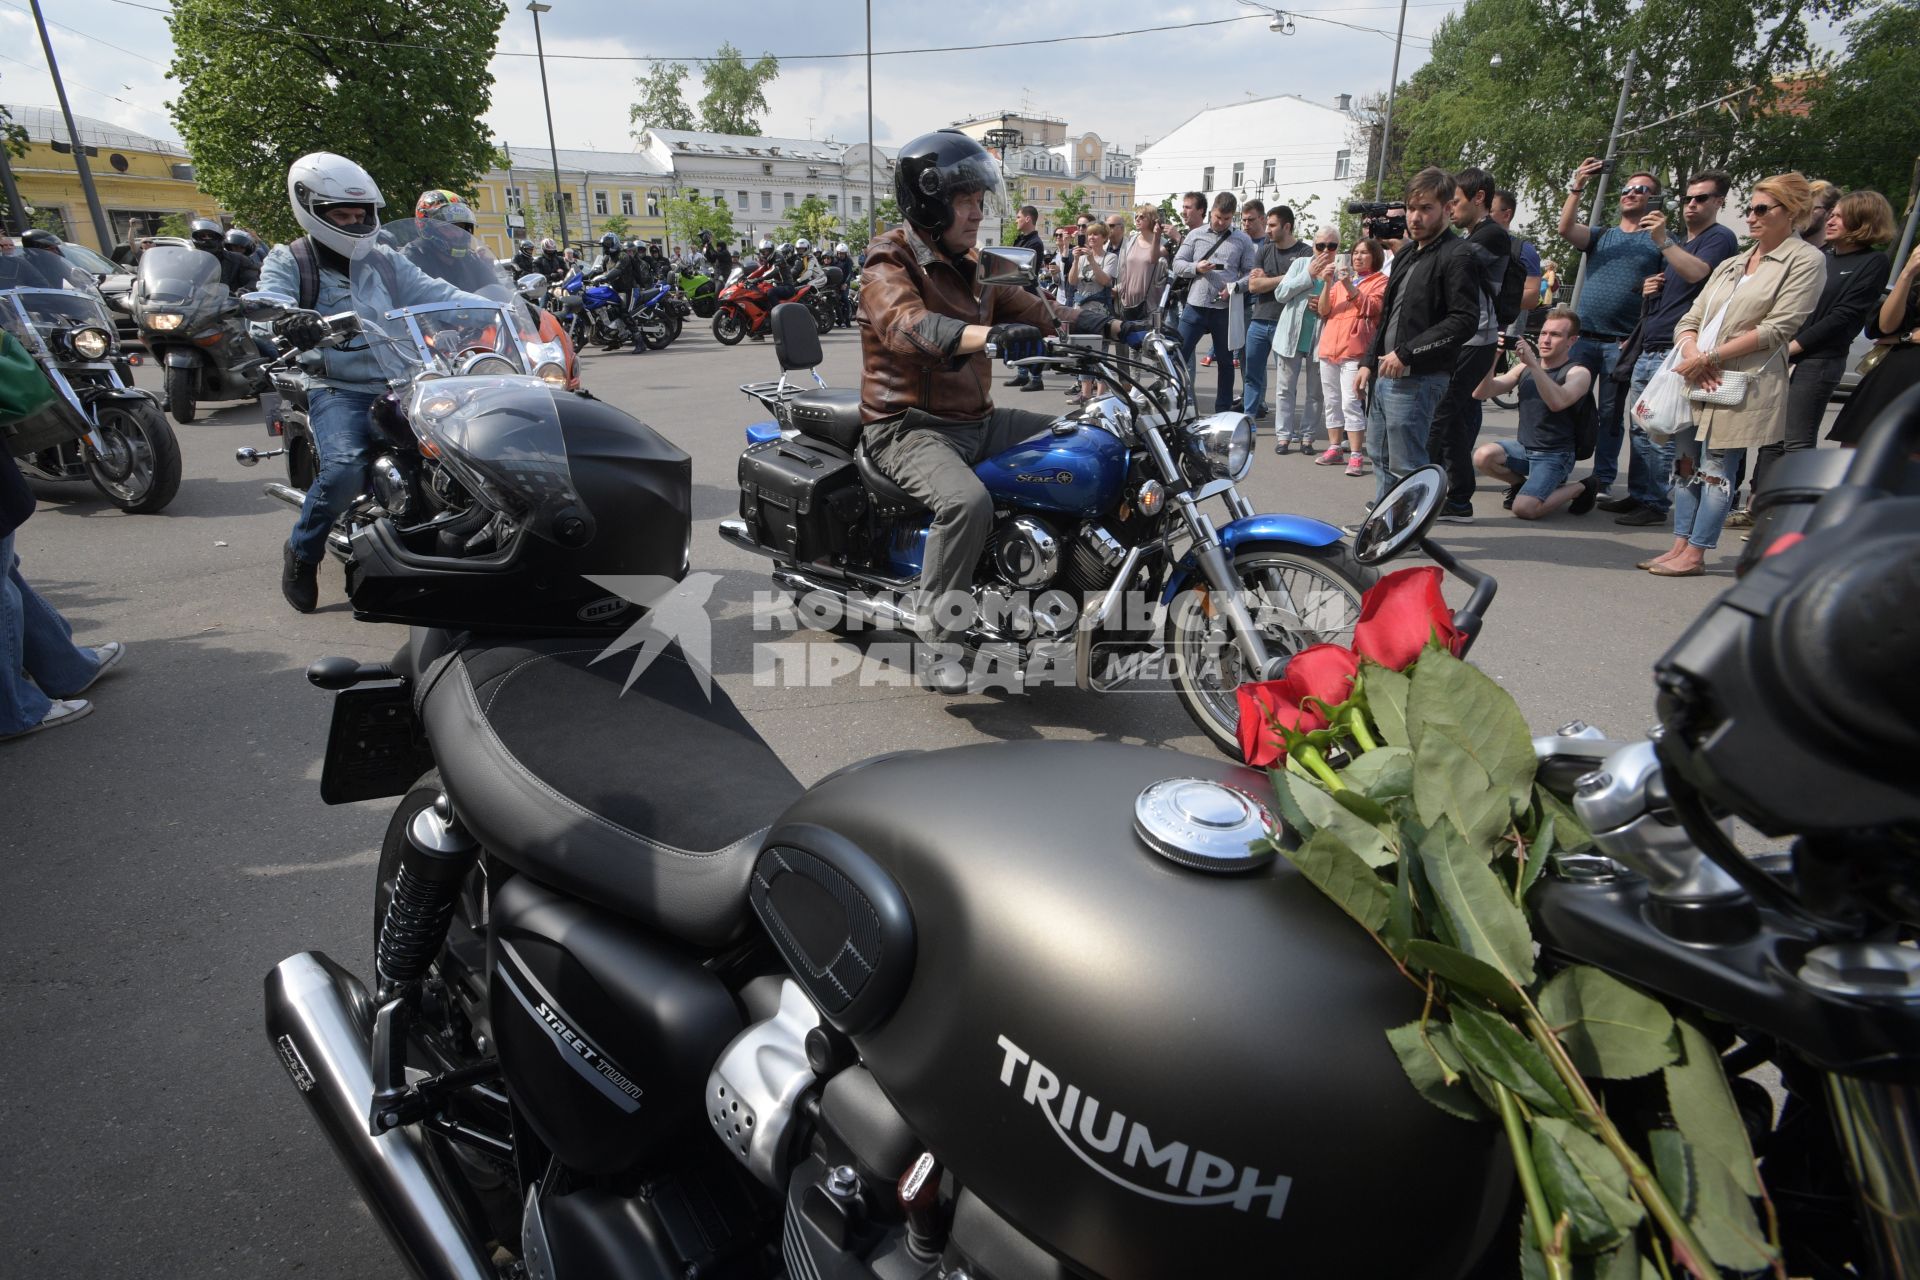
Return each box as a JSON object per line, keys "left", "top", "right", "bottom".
{"left": 643, "top": 310, "right": 681, "bottom": 350}
{"left": 164, "top": 364, "right": 197, "bottom": 423}
{"left": 713, "top": 307, "right": 746, "bottom": 346}
{"left": 284, "top": 413, "right": 318, "bottom": 491}
{"left": 1164, "top": 543, "right": 1373, "bottom": 758}
{"left": 87, "top": 398, "right": 181, "bottom": 513}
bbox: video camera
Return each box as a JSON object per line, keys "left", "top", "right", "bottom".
{"left": 1347, "top": 200, "right": 1408, "bottom": 241}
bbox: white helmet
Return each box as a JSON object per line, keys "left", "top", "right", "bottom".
{"left": 757, "top": 237, "right": 774, "bottom": 252}
{"left": 287, "top": 152, "right": 384, "bottom": 257}
{"left": 540, "top": 237, "right": 557, "bottom": 252}
{"left": 834, "top": 241, "right": 849, "bottom": 255}
{"left": 794, "top": 237, "right": 812, "bottom": 253}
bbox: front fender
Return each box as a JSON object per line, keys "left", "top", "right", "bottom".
{"left": 162, "top": 348, "right": 202, "bottom": 369}
{"left": 1160, "top": 513, "right": 1346, "bottom": 603}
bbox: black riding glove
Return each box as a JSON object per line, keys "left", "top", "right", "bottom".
{"left": 986, "top": 322, "right": 1044, "bottom": 362}
{"left": 278, "top": 311, "right": 327, "bottom": 351}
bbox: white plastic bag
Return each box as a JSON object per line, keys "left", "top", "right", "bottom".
{"left": 1629, "top": 346, "right": 1691, "bottom": 443}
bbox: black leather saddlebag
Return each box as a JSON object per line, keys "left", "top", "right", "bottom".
{"left": 738, "top": 437, "right": 863, "bottom": 563}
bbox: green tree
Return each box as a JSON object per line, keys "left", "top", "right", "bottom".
{"left": 1388, "top": 0, "right": 1849, "bottom": 228}
{"left": 661, "top": 190, "right": 734, "bottom": 250}
{"left": 872, "top": 196, "right": 901, "bottom": 231}
{"left": 166, "top": 0, "right": 505, "bottom": 242}
{"left": 1770, "top": 0, "right": 1920, "bottom": 209}
{"left": 629, "top": 61, "right": 695, "bottom": 139}
{"left": 699, "top": 43, "right": 779, "bottom": 135}
{"left": 154, "top": 212, "right": 194, "bottom": 238}
{"left": 598, "top": 212, "right": 631, "bottom": 238}
{"left": 783, "top": 194, "right": 838, "bottom": 245}
{"left": 1056, "top": 185, "right": 1093, "bottom": 224}
{"left": 1156, "top": 195, "right": 1178, "bottom": 227}
{"left": 999, "top": 176, "right": 1028, "bottom": 245}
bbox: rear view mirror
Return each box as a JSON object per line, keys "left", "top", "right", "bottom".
{"left": 240, "top": 290, "right": 296, "bottom": 321}
{"left": 1354, "top": 464, "right": 1446, "bottom": 565}
{"left": 517, "top": 273, "right": 549, "bottom": 293}
{"left": 979, "top": 245, "right": 1038, "bottom": 288}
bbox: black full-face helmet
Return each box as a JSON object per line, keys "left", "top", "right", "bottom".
{"left": 20, "top": 227, "right": 62, "bottom": 252}
{"left": 224, "top": 228, "right": 256, "bottom": 254}
{"left": 600, "top": 232, "right": 621, "bottom": 254}
{"left": 189, "top": 217, "right": 225, "bottom": 250}
{"left": 894, "top": 129, "right": 1009, "bottom": 236}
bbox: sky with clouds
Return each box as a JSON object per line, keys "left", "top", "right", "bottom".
{"left": 4, "top": 0, "right": 1460, "bottom": 157}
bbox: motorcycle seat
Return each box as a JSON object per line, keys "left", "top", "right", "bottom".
{"left": 420, "top": 636, "right": 803, "bottom": 949}
{"left": 788, "top": 388, "right": 864, "bottom": 453}
{"left": 855, "top": 444, "right": 929, "bottom": 519}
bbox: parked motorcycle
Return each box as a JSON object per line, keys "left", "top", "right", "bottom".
{"left": 262, "top": 380, "right": 1920, "bottom": 1280}
{"left": 711, "top": 266, "right": 823, "bottom": 346}
{"left": 558, "top": 269, "right": 635, "bottom": 350}
{"left": 629, "top": 277, "right": 686, "bottom": 351}
{"left": 721, "top": 253, "right": 1372, "bottom": 754}
{"left": 133, "top": 243, "right": 267, "bottom": 423}
{"left": 676, "top": 264, "right": 719, "bottom": 319}
{"left": 2, "top": 246, "right": 180, "bottom": 512}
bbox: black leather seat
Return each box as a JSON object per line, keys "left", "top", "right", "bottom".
{"left": 855, "top": 444, "right": 929, "bottom": 518}
{"left": 787, "top": 387, "right": 863, "bottom": 453}
{"left": 421, "top": 636, "right": 803, "bottom": 949}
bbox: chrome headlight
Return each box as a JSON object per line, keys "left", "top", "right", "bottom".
{"left": 1187, "top": 411, "right": 1255, "bottom": 482}
{"left": 69, "top": 326, "right": 112, "bottom": 359}
{"left": 146, "top": 312, "right": 185, "bottom": 331}
{"left": 534, "top": 361, "right": 567, "bottom": 387}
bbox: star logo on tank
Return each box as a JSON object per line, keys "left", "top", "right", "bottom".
{"left": 584, "top": 573, "right": 723, "bottom": 700}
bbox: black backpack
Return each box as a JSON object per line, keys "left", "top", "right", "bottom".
{"left": 1493, "top": 241, "right": 1529, "bottom": 330}
{"left": 1570, "top": 374, "right": 1598, "bottom": 461}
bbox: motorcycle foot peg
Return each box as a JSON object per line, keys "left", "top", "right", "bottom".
{"left": 235, "top": 446, "right": 285, "bottom": 467}
{"left": 898, "top": 1151, "right": 947, "bottom": 1262}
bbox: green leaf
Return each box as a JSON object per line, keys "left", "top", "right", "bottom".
{"left": 1519, "top": 811, "right": 1557, "bottom": 900}
{"left": 1535, "top": 1117, "right": 1643, "bottom": 1241}
{"left": 1649, "top": 1128, "right": 1696, "bottom": 1221}
{"left": 1404, "top": 939, "right": 1527, "bottom": 1011}
{"left": 1268, "top": 766, "right": 1317, "bottom": 838}
{"left": 1666, "top": 1020, "right": 1761, "bottom": 1196}
{"left": 1449, "top": 1002, "right": 1578, "bottom": 1120}
{"left": 1407, "top": 649, "right": 1538, "bottom": 847}
{"left": 1287, "top": 773, "right": 1396, "bottom": 868}
{"left": 1532, "top": 1123, "right": 1626, "bottom": 1252}
{"left": 1416, "top": 818, "right": 1537, "bottom": 986}
{"left": 1687, "top": 1137, "right": 1776, "bottom": 1272}
{"left": 1383, "top": 851, "right": 1416, "bottom": 959}
{"left": 1535, "top": 784, "right": 1595, "bottom": 853}
{"left": 1342, "top": 744, "right": 1414, "bottom": 799}
{"left": 1537, "top": 967, "right": 1679, "bottom": 1080}
{"left": 1278, "top": 829, "right": 1392, "bottom": 934}
{"left": 1386, "top": 1021, "right": 1488, "bottom": 1121}
{"left": 1364, "top": 661, "right": 1412, "bottom": 747}
{"left": 1519, "top": 1214, "right": 1645, "bottom": 1280}
{"left": 1332, "top": 786, "right": 1396, "bottom": 828}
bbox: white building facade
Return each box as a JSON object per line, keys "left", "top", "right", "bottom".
{"left": 1135, "top": 94, "right": 1361, "bottom": 233}
{"left": 634, "top": 129, "right": 897, "bottom": 248}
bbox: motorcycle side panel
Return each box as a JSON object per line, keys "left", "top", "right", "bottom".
{"left": 767, "top": 741, "right": 1511, "bottom": 1280}
{"left": 488, "top": 875, "right": 743, "bottom": 1176}
{"left": 975, "top": 423, "right": 1128, "bottom": 518}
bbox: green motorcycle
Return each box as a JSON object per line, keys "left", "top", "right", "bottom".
{"left": 675, "top": 266, "right": 718, "bottom": 319}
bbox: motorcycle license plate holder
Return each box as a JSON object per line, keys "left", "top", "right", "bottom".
{"left": 319, "top": 685, "right": 432, "bottom": 805}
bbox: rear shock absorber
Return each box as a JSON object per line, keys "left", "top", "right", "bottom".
{"left": 376, "top": 793, "right": 479, "bottom": 992}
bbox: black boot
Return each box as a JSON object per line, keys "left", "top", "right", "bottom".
{"left": 282, "top": 543, "right": 318, "bottom": 614}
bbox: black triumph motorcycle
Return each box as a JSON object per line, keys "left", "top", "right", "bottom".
{"left": 264, "top": 369, "right": 1920, "bottom": 1277}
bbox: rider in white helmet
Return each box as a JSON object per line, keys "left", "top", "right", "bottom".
{"left": 258, "top": 152, "right": 478, "bottom": 613}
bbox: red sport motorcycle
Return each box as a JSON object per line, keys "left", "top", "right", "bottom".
{"left": 710, "top": 263, "right": 828, "bottom": 345}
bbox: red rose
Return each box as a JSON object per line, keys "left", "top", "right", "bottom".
{"left": 1352, "top": 566, "right": 1464, "bottom": 672}
{"left": 1283, "top": 643, "right": 1361, "bottom": 708}
{"left": 1236, "top": 676, "right": 1331, "bottom": 768}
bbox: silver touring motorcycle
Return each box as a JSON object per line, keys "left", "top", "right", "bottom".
{"left": 264, "top": 326, "right": 1920, "bottom": 1275}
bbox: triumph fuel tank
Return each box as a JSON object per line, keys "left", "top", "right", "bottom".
{"left": 758, "top": 741, "right": 1510, "bottom": 1280}
{"left": 974, "top": 419, "right": 1127, "bottom": 518}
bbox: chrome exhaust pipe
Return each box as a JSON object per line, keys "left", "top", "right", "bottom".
{"left": 263, "top": 952, "right": 495, "bottom": 1280}
{"left": 263, "top": 481, "right": 306, "bottom": 510}
{"left": 716, "top": 516, "right": 776, "bottom": 560}
{"left": 771, "top": 565, "right": 919, "bottom": 632}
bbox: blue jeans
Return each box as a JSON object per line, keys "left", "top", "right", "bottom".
{"left": 1668, "top": 426, "right": 1744, "bottom": 550}
{"left": 1177, "top": 303, "right": 1236, "bottom": 412}
{"left": 1575, "top": 335, "right": 1632, "bottom": 490}
{"left": 1622, "top": 348, "right": 1677, "bottom": 513}
{"left": 1496, "top": 440, "right": 1577, "bottom": 503}
{"left": 1242, "top": 318, "right": 1276, "bottom": 418}
{"left": 2, "top": 531, "right": 104, "bottom": 734}
{"left": 287, "top": 387, "right": 381, "bottom": 565}
{"left": 1366, "top": 371, "right": 1448, "bottom": 504}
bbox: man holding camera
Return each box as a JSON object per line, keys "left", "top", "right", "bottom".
{"left": 1171, "top": 191, "right": 1257, "bottom": 413}
{"left": 1558, "top": 158, "right": 1665, "bottom": 500}
{"left": 1425, "top": 167, "right": 1511, "bottom": 520}
{"left": 1356, "top": 168, "right": 1480, "bottom": 507}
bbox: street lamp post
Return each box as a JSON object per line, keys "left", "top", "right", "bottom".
{"left": 526, "top": 1, "right": 570, "bottom": 250}
{"left": 1371, "top": 0, "right": 1409, "bottom": 201}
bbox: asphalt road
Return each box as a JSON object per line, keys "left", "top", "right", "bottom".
{"left": 0, "top": 321, "right": 1811, "bottom": 1276}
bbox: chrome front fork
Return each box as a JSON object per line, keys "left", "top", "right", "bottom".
{"left": 1178, "top": 492, "right": 1276, "bottom": 679}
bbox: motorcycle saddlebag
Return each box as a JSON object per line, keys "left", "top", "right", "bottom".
{"left": 737, "top": 437, "right": 862, "bottom": 564}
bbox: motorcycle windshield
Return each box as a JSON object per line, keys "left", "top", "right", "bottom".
{"left": 408, "top": 375, "right": 587, "bottom": 544}
{"left": 348, "top": 220, "right": 537, "bottom": 384}
{"left": 135, "top": 245, "right": 226, "bottom": 320}
{"left": 0, "top": 247, "right": 115, "bottom": 352}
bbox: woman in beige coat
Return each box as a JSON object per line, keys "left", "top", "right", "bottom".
{"left": 1639, "top": 173, "right": 1826, "bottom": 576}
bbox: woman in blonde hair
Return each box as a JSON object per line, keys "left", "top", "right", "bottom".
{"left": 1640, "top": 173, "right": 1825, "bottom": 576}
{"left": 1744, "top": 188, "right": 1895, "bottom": 505}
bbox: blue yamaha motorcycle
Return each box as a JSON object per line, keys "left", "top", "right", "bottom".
{"left": 719, "top": 253, "right": 1372, "bottom": 754}
{"left": 559, "top": 269, "right": 634, "bottom": 349}
{"left": 627, "top": 277, "right": 687, "bottom": 351}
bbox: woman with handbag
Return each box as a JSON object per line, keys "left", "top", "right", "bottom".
{"left": 1640, "top": 173, "right": 1826, "bottom": 577}
{"left": 1826, "top": 241, "right": 1920, "bottom": 447}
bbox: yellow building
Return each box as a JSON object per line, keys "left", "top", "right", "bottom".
{"left": 471, "top": 145, "right": 672, "bottom": 258}
{"left": 4, "top": 105, "right": 222, "bottom": 252}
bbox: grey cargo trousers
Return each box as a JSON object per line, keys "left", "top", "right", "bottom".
{"left": 863, "top": 405, "right": 1057, "bottom": 642}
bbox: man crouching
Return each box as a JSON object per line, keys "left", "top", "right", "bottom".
{"left": 1470, "top": 307, "right": 1602, "bottom": 520}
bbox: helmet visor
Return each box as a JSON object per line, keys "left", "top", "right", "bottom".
{"left": 936, "top": 153, "right": 1011, "bottom": 226}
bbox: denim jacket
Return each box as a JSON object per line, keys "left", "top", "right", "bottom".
{"left": 255, "top": 242, "right": 481, "bottom": 392}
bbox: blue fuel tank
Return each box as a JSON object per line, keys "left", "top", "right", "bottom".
{"left": 975, "top": 420, "right": 1129, "bottom": 518}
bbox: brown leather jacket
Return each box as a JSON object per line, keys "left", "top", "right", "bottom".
{"left": 857, "top": 225, "right": 1057, "bottom": 423}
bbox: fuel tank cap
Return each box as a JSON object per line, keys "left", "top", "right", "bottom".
{"left": 1134, "top": 778, "right": 1279, "bottom": 874}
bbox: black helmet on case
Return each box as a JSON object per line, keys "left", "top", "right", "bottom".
{"left": 893, "top": 129, "right": 1008, "bottom": 236}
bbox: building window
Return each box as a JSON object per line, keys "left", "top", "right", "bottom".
{"left": 505, "top": 186, "right": 522, "bottom": 210}
{"left": 593, "top": 190, "right": 608, "bottom": 216}
{"left": 1045, "top": 188, "right": 1053, "bottom": 202}
{"left": 686, "top": 188, "right": 698, "bottom": 201}
{"left": 1232, "top": 161, "right": 1245, "bottom": 188}
{"left": 1334, "top": 149, "right": 1352, "bottom": 180}
{"left": 1202, "top": 166, "right": 1214, "bottom": 191}
{"left": 784, "top": 192, "right": 796, "bottom": 209}
{"left": 620, "top": 191, "right": 635, "bottom": 216}
{"left": 541, "top": 191, "right": 573, "bottom": 213}
{"left": 1262, "top": 159, "right": 1275, "bottom": 185}
{"left": 852, "top": 196, "right": 862, "bottom": 215}
{"left": 713, "top": 194, "right": 726, "bottom": 208}
{"left": 737, "top": 190, "right": 749, "bottom": 210}
{"left": 645, "top": 190, "right": 661, "bottom": 217}
{"left": 827, "top": 194, "right": 838, "bottom": 212}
